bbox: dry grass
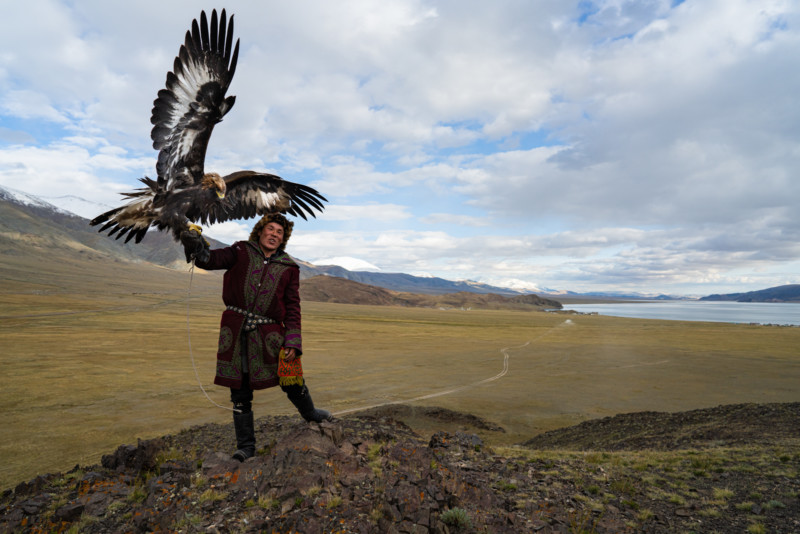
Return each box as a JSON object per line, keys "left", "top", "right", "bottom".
{"left": 1, "top": 262, "right": 800, "bottom": 490}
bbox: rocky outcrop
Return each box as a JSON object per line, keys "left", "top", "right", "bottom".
{"left": 1, "top": 416, "right": 534, "bottom": 533}
{"left": 2, "top": 405, "right": 799, "bottom": 533}
{"left": 521, "top": 402, "right": 800, "bottom": 450}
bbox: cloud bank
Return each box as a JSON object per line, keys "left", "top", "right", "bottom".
{"left": 1, "top": 0, "right": 798, "bottom": 295}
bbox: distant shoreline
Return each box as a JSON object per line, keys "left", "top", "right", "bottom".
{"left": 562, "top": 300, "right": 800, "bottom": 326}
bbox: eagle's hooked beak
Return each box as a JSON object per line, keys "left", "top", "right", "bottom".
{"left": 216, "top": 190, "right": 226, "bottom": 200}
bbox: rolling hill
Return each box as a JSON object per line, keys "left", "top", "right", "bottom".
{"left": 0, "top": 186, "right": 227, "bottom": 269}
{"left": 300, "top": 275, "right": 562, "bottom": 310}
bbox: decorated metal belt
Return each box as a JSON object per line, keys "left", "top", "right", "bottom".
{"left": 226, "top": 305, "right": 277, "bottom": 331}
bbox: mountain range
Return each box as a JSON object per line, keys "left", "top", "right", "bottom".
{"left": 0, "top": 186, "right": 550, "bottom": 299}
{"left": 0, "top": 186, "right": 789, "bottom": 302}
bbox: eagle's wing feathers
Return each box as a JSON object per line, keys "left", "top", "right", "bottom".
{"left": 150, "top": 9, "right": 239, "bottom": 192}
{"left": 90, "top": 10, "right": 327, "bottom": 245}
{"left": 187, "top": 171, "right": 328, "bottom": 225}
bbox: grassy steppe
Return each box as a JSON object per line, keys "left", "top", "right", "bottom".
{"left": 1, "top": 259, "right": 799, "bottom": 491}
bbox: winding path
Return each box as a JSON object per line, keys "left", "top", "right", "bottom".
{"left": 331, "top": 319, "right": 578, "bottom": 416}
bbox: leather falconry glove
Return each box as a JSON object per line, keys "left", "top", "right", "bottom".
{"left": 180, "top": 229, "right": 211, "bottom": 263}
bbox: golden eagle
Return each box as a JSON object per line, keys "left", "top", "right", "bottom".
{"left": 91, "top": 9, "right": 325, "bottom": 244}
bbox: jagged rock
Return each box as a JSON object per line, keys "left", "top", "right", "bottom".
{"left": 53, "top": 502, "right": 84, "bottom": 522}
{"left": 101, "top": 437, "right": 163, "bottom": 472}
{"left": 19, "top": 494, "right": 50, "bottom": 515}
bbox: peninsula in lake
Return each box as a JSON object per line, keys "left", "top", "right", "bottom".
{"left": 700, "top": 284, "right": 800, "bottom": 303}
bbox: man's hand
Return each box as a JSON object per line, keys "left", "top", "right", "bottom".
{"left": 283, "top": 347, "right": 298, "bottom": 361}
{"left": 180, "top": 229, "right": 210, "bottom": 263}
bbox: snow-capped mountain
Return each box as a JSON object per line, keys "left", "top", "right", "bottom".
{"left": 0, "top": 186, "right": 76, "bottom": 216}
{"left": 39, "top": 194, "right": 113, "bottom": 221}
{"left": 0, "top": 185, "right": 113, "bottom": 221}
{"left": 311, "top": 256, "right": 382, "bottom": 272}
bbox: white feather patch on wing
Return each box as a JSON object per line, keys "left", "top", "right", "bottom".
{"left": 258, "top": 190, "right": 281, "bottom": 209}
{"left": 165, "top": 128, "right": 201, "bottom": 189}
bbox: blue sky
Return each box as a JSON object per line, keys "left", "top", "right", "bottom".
{"left": 1, "top": 0, "right": 799, "bottom": 296}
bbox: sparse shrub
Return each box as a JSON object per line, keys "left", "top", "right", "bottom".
{"left": 154, "top": 447, "right": 183, "bottom": 465}
{"left": 497, "top": 480, "right": 517, "bottom": 491}
{"left": 667, "top": 493, "right": 686, "bottom": 506}
{"left": 586, "top": 484, "right": 600, "bottom": 495}
{"left": 699, "top": 507, "right": 722, "bottom": 517}
{"left": 66, "top": 513, "right": 98, "bottom": 533}
{"left": 367, "top": 442, "right": 383, "bottom": 461}
{"left": 765, "top": 499, "right": 786, "bottom": 509}
{"left": 621, "top": 498, "right": 639, "bottom": 510}
{"left": 712, "top": 487, "right": 734, "bottom": 501}
{"left": 747, "top": 522, "right": 766, "bottom": 534}
{"left": 610, "top": 477, "right": 636, "bottom": 496}
{"left": 636, "top": 508, "right": 654, "bottom": 522}
{"left": 128, "top": 485, "right": 147, "bottom": 504}
{"left": 258, "top": 496, "right": 280, "bottom": 510}
{"left": 735, "top": 501, "right": 755, "bottom": 511}
{"left": 326, "top": 496, "right": 342, "bottom": 509}
{"left": 567, "top": 508, "right": 600, "bottom": 534}
{"left": 440, "top": 507, "right": 472, "bottom": 528}
{"left": 173, "top": 513, "right": 202, "bottom": 529}
{"left": 198, "top": 488, "right": 227, "bottom": 503}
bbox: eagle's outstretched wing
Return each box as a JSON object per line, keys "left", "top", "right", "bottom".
{"left": 187, "top": 171, "right": 328, "bottom": 225}
{"left": 150, "top": 9, "right": 239, "bottom": 192}
{"left": 90, "top": 9, "right": 327, "bottom": 245}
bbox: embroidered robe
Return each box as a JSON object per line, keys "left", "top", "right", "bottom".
{"left": 196, "top": 241, "right": 302, "bottom": 389}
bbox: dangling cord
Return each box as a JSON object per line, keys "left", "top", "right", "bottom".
{"left": 187, "top": 260, "right": 240, "bottom": 412}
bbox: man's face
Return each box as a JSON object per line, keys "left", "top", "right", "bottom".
{"left": 259, "top": 222, "right": 285, "bottom": 255}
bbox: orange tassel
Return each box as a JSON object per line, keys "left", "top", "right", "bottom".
{"left": 277, "top": 347, "right": 304, "bottom": 386}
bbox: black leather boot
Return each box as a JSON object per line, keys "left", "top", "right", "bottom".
{"left": 283, "top": 384, "right": 333, "bottom": 423}
{"left": 232, "top": 411, "right": 256, "bottom": 462}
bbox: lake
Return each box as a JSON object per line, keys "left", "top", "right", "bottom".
{"left": 563, "top": 300, "right": 800, "bottom": 326}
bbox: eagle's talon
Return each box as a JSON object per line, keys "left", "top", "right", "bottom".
{"left": 186, "top": 222, "right": 203, "bottom": 234}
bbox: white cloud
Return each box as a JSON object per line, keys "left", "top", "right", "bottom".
{"left": 0, "top": 143, "right": 150, "bottom": 204}
{"left": 1, "top": 90, "right": 68, "bottom": 123}
{"left": 319, "top": 203, "right": 412, "bottom": 222}
{"left": 204, "top": 220, "right": 252, "bottom": 244}
{"left": 420, "top": 213, "right": 491, "bottom": 227}
{"left": 2, "top": 0, "right": 799, "bottom": 295}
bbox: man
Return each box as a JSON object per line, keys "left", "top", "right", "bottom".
{"left": 182, "top": 213, "right": 332, "bottom": 461}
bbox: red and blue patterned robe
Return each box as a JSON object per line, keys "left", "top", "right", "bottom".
{"left": 196, "top": 240, "right": 302, "bottom": 390}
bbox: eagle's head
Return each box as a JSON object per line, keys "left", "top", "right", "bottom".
{"left": 201, "top": 172, "right": 227, "bottom": 200}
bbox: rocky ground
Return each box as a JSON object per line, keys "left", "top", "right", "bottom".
{"left": 1, "top": 403, "right": 798, "bottom": 533}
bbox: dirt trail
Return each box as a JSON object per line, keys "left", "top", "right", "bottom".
{"left": 332, "top": 319, "right": 577, "bottom": 416}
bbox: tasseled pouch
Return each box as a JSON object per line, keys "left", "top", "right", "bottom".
{"left": 277, "top": 348, "right": 304, "bottom": 386}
